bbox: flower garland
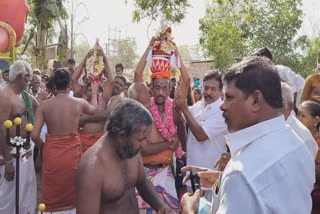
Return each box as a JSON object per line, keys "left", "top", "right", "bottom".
{"left": 85, "top": 52, "right": 105, "bottom": 83}
{"left": 153, "top": 40, "right": 176, "bottom": 54}
{"left": 150, "top": 97, "right": 183, "bottom": 158}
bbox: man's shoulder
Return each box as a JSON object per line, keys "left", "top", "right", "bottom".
{"left": 235, "top": 126, "right": 308, "bottom": 170}
{"left": 0, "top": 89, "right": 11, "bottom": 107}
{"left": 79, "top": 149, "right": 103, "bottom": 176}
{"left": 307, "top": 73, "right": 320, "bottom": 81}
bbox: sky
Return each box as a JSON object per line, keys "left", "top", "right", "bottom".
{"left": 72, "top": 0, "right": 320, "bottom": 56}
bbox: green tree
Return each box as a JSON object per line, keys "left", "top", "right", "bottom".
{"left": 108, "top": 38, "right": 138, "bottom": 70}
{"left": 199, "top": 0, "right": 248, "bottom": 70}
{"left": 245, "top": 0, "right": 303, "bottom": 63}
{"left": 299, "top": 37, "right": 320, "bottom": 77}
{"left": 178, "top": 44, "right": 203, "bottom": 60}
{"left": 178, "top": 45, "right": 192, "bottom": 60}
{"left": 21, "top": 0, "right": 68, "bottom": 68}
{"left": 73, "top": 42, "right": 91, "bottom": 65}
{"left": 199, "top": 0, "right": 305, "bottom": 72}
{"left": 126, "top": 0, "right": 191, "bottom": 23}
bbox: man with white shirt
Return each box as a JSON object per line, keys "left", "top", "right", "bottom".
{"left": 0, "top": 69, "right": 9, "bottom": 90}
{"left": 175, "top": 71, "right": 227, "bottom": 198}
{"left": 276, "top": 65, "right": 305, "bottom": 109}
{"left": 253, "top": 47, "right": 305, "bottom": 109}
{"left": 180, "top": 56, "right": 315, "bottom": 214}
{"left": 281, "top": 82, "right": 318, "bottom": 159}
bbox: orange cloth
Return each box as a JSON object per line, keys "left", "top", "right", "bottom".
{"left": 301, "top": 73, "right": 320, "bottom": 104}
{"left": 42, "top": 133, "right": 82, "bottom": 212}
{"left": 142, "top": 149, "right": 173, "bottom": 165}
{"left": 80, "top": 133, "right": 104, "bottom": 153}
{"left": 151, "top": 71, "right": 171, "bottom": 80}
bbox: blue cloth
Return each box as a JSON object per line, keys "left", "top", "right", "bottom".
{"left": 194, "top": 80, "right": 200, "bottom": 87}
{"left": 197, "top": 197, "right": 212, "bottom": 214}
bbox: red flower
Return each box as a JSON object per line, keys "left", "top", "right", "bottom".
{"left": 166, "top": 27, "right": 172, "bottom": 34}
{"left": 154, "top": 43, "right": 161, "bottom": 50}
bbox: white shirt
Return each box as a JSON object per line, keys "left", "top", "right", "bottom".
{"left": 0, "top": 80, "right": 7, "bottom": 90}
{"left": 69, "top": 89, "right": 74, "bottom": 97}
{"left": 186, "top": 99, "right": 227, "bottom": 170}
{"left": 276, "top": 65, "right": 305, "bottom": 108}
{"left": 212, "top": 116, "right": 315, "bottom": 214}
{"left": 286, "top": 111, "right": 318, "bottom": 160}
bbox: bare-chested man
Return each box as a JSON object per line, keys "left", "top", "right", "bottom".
{"left": 0, "top": 60, "right": 38, "bottom": 214}
{"left": 29, "top": 74, "right": 48, "bottom": 104}
{"left": 76, "top": 99, "right": 172, "bottom": 214}
{"left": 130, "top": 38, "right": 189, "bottom": 213}
{"left": 31, "top": 68, "right": 98, "bottom": 213}
{"left": 71, "top": 48, "right": 123, "bottom": 153}
{"left": 29, "top": 74, "right": 49, "bottom": 164}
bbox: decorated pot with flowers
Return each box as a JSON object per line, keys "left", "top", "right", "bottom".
{"left": 86, "top": 39, "right": 105, "bottom": 83}
{"left": 147, "top": 20, "right": 181, "bottom": 79}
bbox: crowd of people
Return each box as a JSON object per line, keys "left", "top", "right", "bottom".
{"left": 0, "top": 40, "right": 320, "bottom": 214}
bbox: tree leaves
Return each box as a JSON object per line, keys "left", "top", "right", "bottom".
{"left": 199, "top": 0, "right": 317, "bottom": 77}
{"left": 127, "top": 0, "right": 191, "bottom": 23}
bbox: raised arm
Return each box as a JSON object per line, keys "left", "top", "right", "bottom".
{"left": 72, "top": 50, "right": 93, "bottom": 97}
{"left": 175, "top": 94, "right": 209, "bottom": 142}
{"left": 173, "top": 107, "right": 187, "bottom": 151}
{"left": 97, "top": 48, "right": 113, "bottom": 82}
{"left": 134, "top": 37, "right": 156, "bottom": 83}
{"left": 95, "top": 48, "right": 114, "bottom": 101}
{"left": 175, "top": 53, "right": 191, "bottom": 99}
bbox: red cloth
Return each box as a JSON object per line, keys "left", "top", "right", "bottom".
{"left": 80, "top": 133, "right": 104, "bottom": 153}
{"left": 42, "top": 133, "right": 82, "bottom": 212}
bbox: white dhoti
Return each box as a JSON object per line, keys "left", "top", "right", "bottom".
{"left": 0, "top": 142, "right": 36, "bottom": 214}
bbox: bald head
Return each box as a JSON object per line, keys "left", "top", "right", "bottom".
{"left": 128, "top": 83, "right": 150, "bottom": 108}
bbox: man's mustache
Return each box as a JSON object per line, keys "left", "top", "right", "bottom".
{"left": 156, "top": 95, "right": 165, "bottom": 100}
{"left": 204, "top": 95, "right": 213, "bottom": 99}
